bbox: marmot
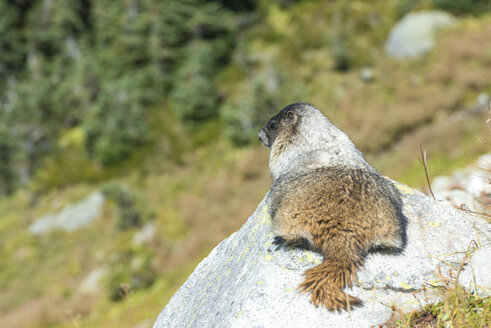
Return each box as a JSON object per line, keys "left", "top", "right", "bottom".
{"left": 258, "top": 103, "right": 405, "bottom": 311}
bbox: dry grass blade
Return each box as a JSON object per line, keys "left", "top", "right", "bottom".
{"left": 420, "top": 144, "right": 436, "bottom": 200}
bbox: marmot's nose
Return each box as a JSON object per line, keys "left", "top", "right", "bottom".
{"left": 258, "top": 129, "right": 267, "bottom": 146}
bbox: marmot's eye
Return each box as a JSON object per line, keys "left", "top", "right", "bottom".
{"left": 269, "top": 122, "right": 278, "bottom": 130}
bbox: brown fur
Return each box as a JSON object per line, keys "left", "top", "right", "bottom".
{"left": 270, "top": 167, "right": 403, "bottom": 310}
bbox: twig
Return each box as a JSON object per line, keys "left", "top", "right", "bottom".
{"left": 445, "top": 197, "right": 491, "bottom": 218}
{"left": 455, "top": 203, "right": 491, "bottom": 218}
{"left": 420, "top": 144, "right": 436, "bottom": 200}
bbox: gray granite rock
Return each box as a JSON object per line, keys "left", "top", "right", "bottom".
{"left": 385, "top": 11, "right": 455, "bottom": 59}
{"left": 154, "top": 182, "right": 490, "bottom": 328}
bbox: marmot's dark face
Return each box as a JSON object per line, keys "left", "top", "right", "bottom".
{"left": 258, "top": 106, "right": 299, "bottom": 148}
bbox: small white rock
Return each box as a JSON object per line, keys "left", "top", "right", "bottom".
{"left": 132, "top": 223, "right": 156, "bottom": 246}
{"left": 466, "top": 174, "right": 485, "bottom": 198}
{"left": 29, "top": 191, "right": 105, "bottom": 235}
{"left": 359, "top": 67, "right": 375, "bottom": 83}
{"left": 79, "top": 267, "right": 107, "bottom": 294}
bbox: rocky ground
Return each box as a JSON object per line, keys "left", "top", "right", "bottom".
{"left": 431, "top": 153, "right": 491, "bottom": 217}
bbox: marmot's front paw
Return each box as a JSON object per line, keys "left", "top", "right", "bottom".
{"left": 273, "top": 236, "right": 286, "bottom": 246}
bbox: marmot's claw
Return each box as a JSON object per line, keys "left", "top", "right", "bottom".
{"left": 273, "top": 236, "right": 285, "bottom": 245}
{"left": 273, "top": 236, "right": 286, "bottom": 250}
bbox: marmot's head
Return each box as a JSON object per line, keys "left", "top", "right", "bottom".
{"left": 258, "top": 104, "right": 299, "bottom": 148}
{"left": 259, "top": 103, "right": 369, "bottom": 180}
{"left": 258, "top": 103, "right": 325, "bottom": 148}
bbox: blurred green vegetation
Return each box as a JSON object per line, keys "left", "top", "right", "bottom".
{"left": 432, "top": 0, "right": 491, "bottom": 16}
{"left": 0, "top": 0, "right": 243, "bottom": 194}
{"left": 0, "top": 0, "right": 490, "bottom": 327}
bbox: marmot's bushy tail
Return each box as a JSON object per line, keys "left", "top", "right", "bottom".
{"left": 298, "top": 247, "right": 364, "bottom": 311}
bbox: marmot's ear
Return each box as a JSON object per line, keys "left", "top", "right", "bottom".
{"left": 286, "top": 110, "right": 297, "bottom": 124}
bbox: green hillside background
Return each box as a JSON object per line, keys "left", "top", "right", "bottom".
{"left": 0, "top": 0, "right": 490, "bottom": 327}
